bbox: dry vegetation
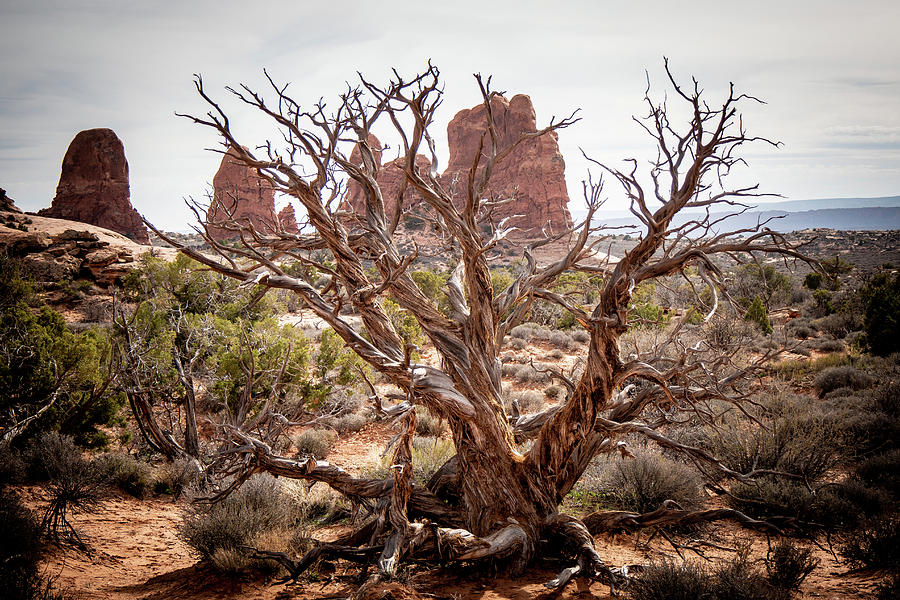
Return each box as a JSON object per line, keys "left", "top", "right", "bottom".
{"left": 2, "top": 62, "right": 899, "bottom": 600}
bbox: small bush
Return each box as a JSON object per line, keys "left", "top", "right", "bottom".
{"left": 572, "top": 329, "right": 590, "bottom": 344}
{"left": 411, "top": 437, "right": 455, "bottom": 487}
{"left": 415, "top": 408, "right": 447, "bottom": 437}
{"left": 714, "top": 553, "right": 788, "bottom": 600}
{"left": 330, "top": 412, "right": 368, "bottom": 434}
{"left": 23, "top": 432, "right": 81, "bottom": 482}
{"left": 813, "top": 366, "right": 874, "bottom": 397}
{"left": 544, "top": 385, "right": 562, "bottom": 400}
{"left": 292, "top": 429, "right": 337, "bottom": 459}
{"left": 856, "top": 450, "right": 900, "bottom": 499}
{"left": 179, "top": 474, "right": 301, "bottom": 575}
{"left": 841, "top": 514, "right": 900, "bottom": 570}
{"left": 507, "top": 337, "right": 528, "bottom": 350}
{"left": 811, "top": 338, "right": 844, "bottom": 353}
{"left": 505, "top": 390, "right": 545, "bottom": 415}
{"left": 745, "top": 296, "right": 773, "bottom": 335}
{"left": 629, "top": 559, "right": 713, "bottom": 600}
{"left": 876, "top": 573, "right": 900, "bottom": 600}
{"left": 548, "top": 330, "right": 574, "bottom": 350}
{"left": 606, "top": 451, "right": 703, "bottom": 514}
{"left": 37, "top": 434, "right": 104, "bottom": 546}
{"left": 509, "top": 324, "right": 534, "bottom": 340}
{"left": 766, "top": 540, "right": 817, "bottom": 591}
{"left": 94, "top": 453, "right": 153, "bottom": 498}
{"left": 0, "top": 491, "right": 45, "bottom": 600}
{"left": 0, "top": 445, "right": 25, "bottom": 487}
{"left": 155, "top": 458, "right": 200, "bottom": 499}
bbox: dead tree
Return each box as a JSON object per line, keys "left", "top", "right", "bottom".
{"left": 151, "top": 60, "right": 809, "bottom": 590}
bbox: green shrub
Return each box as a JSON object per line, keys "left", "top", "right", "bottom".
{"left": 745, "top": 296, "right": 773, "bottom": 335}
{"left": 292, "top": 429, "right": 337, "bottom": 459}
{"left": 606, "top": 451, "right": 703, "bottom": 514}
{"left": 803, "top": 272, "right": 823, "bottom": 290}
{"left": 861, "top": 272, "right": 900, "bottom": 356}
{"left": 94, "top": 453, "right": 153, "bottom": 499}
{"left": 765, "top": 540, "right": 817, "bottom": 591}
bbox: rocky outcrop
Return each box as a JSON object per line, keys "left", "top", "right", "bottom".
{"left": 343, "top": 96, "right": 572, "bottom": 238}
{"left": 0, "top": 188, "right": 21, "bottom": 213}
{"left": 38, "top": 128, "right": 150, "bottom": 244}
{"left": 207, "top": 146, "right": 278, "bottom": 240}
{"left": 345, "top": 135, "right": 432, "bottom": 224}
{"left": 0, "top": 226, "right": 137, "bottom": 285}
{"left": 442, "top": 94, "right": 572, "bottom": 236}
{"left": 278, "top": 204, "right": 299, "bottom": 233}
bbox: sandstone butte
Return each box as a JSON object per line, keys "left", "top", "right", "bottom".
{"left": 38, "top": 128, "right": 150, "bottom": 244}
{"left": 206, "top": 146, "right": 281, "bottom": 241}
{"left": 278, "top": 204, "right": 300, "bottom": 234}
{"left": 345, "top": 95, "right": 572, "bottom": 238}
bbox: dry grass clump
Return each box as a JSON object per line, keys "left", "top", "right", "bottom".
{"left": 292, "top": 428, "right": 337, "bottom": 459}
{"left": 179, "top": 474, "right": 305, "bottom": 576}
{"left": 94, "top": 452, "right": 153, "bottom": 499}
{"left": 415, "top": 408, "right": 447, "bottom": 437}
{"left": 628, "top": 554, "right": 790, "bottom": 600}
{"left": 154, "top": 458, "right": 200, "bottom": 499}
{"left": 604, "top": 451, "right": 703, "bottom": 514}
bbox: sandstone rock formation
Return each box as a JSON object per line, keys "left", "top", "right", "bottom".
{"left": 38, "top": 129, "right": 150, "bottom": 244}
{"left": 278, "top": 204, "right": 299, "bottom": 233}
{"left": 441, "top": 94, "right": 572, "bottom": 236}
{"left": 0, "top": 188, "right": 21, "bottom": 213}
{"left": 207, "top": 146, "right": 278, "bottom": 240}
{"left": 343, "top": 96, "right": 572, "bottom": 238}
{"left": 345, "top": 135, "right": 432, "bottom": 225}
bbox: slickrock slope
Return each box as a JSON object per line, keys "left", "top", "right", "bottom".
{"left": 206, "top": 146, "right": 278, "bottom": 240}
{"left": 38, "top": 128, "right": 150, "bottom": 244}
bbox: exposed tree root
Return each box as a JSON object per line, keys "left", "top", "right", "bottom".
{"left": 542, "top": 513, "right": 617, "bottom": 595}
{"left": 583, "top": 499, "right": 791, "bottom": 534}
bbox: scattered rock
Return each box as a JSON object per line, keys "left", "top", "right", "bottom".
{"left": 38, "top": 128, "right": 150, "bottom": 244}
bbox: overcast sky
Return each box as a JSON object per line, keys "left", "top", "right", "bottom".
{"left": 2, "top": 0, "right": 899, "bottom": 231}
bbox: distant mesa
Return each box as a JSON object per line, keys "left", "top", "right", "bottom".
{"left": 345, "top": 95, "right": 573, "bottom": 238}
{"left": 38, "top": 128, "right": 150, "bottom": 244}
{"left": 206, "top": 146, "right": 284, "bottom": 240}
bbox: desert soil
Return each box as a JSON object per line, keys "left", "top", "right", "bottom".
{"left": 16, "top": 428, "right": 883, "bottom": 600}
